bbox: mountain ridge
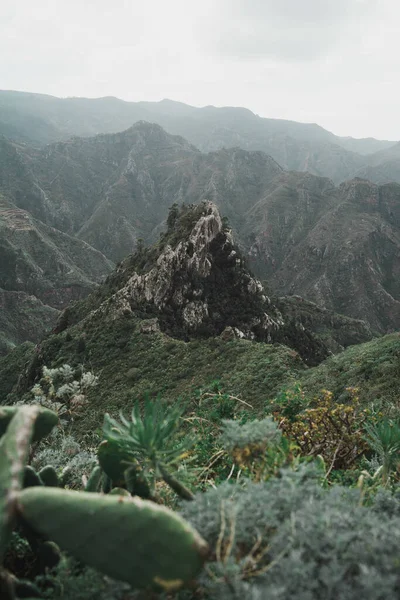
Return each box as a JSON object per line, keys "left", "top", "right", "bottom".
{"left": 1, "top": 121, "right": 399, "bottom": 336}
{"left": 0, "top": 90, "right": 397, "bottom": 185}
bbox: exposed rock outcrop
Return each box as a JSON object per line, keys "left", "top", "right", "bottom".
{"left": 60, "top": 202, "right": 329, "bottom": 365}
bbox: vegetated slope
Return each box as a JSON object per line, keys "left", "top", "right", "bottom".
{"left": 1, "top": 122, "right": 399, "bottom": 332}
{"left": 0, "top": 310, "right": 396, "bottom": 438}
{"left": 0, "top": 90, "right": 396, "bottom": 183}
{"left": 274, "top": 295, "right": 373, "bottom": 354}
{"left": 301, "top": 332, "right": 400, "bottom": 410}
{"left": 0, "top": 194, "right": 113, "bottom": 353}
{"left": 0, "top": 203, "right": 376, "bottom": 436}
{"left": 0, "top": 207, "right": 391, "bottom": 464}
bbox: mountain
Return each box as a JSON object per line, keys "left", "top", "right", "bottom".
{"left": 246, "top": 176, "right": 400, "bottom": 332}
{"left": 0, "top": 291, "right": 58, "bottom": 354}
{"left": 273, "top": 295, "right": 373, "bottom": 353}
{"left": 0, "top": 122, "right": 399, "bottom": 334}
{"left": 0, "top": 125, "right": 283, "bottom": 261}
{"left": 55, "top": 201, "right": 334, "bottom": 364}
{"left": 353, "top": 142, "right": 400, "bottom": 185}
{"left": 0, "top": 193, "right": 113, "bottom": 353}
{"left": 0, "top": 195, "right": 113, "bottom": 305}
{"left": 0, "top": 90, "right": 396, "bottom": 184}
{"left": 0, "top": 203, "right": 374, "bottom": 430}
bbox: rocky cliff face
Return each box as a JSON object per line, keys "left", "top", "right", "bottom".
{"left": 87, "top": 202, "right": 285, "bottom": 341}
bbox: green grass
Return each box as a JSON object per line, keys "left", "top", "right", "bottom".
{"left": 2, "top": 318, "right": 400, "bottom": 444}
{"left": 2, "top": 314, "right": 304, "bottom": 438}
{"left": 300, "top": 332, "right": 400, "bottom": 409}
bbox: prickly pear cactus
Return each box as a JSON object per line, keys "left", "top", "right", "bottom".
{"left": 84, "top": 466, "right": 103, "bottom": 493}
{"left": 0, "top": 407, "right": 42, "bottom": 561}
{"left": 109, "top": 487, "right": 131, "bottom": 496}
{"left": 0, "top": 406, "right": 58, "bottom": 442}
{"left": 17, "top": 488, "right": 209, "bottom": 590}
{"left": 124, "top": 464, "right": 151, "bottom": 499}
{"left": 0, "top": 566, "right": 15, "bottom": 600}
{"left": 97, "top": 439, "right": 134, "bottom": 485}
{"left": 38, "top": 466, "right": 59, "bottom": 488}
{"left": 23, "top": 466, "right": 43, "bottom": 489}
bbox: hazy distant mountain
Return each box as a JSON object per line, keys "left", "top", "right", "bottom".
{"left": 0, "top": 90, "right": 396, "bottom": 184}
{"left": 0, "top": 121, "right": 399, "bottom": 334}
{"left": 0, "top": 191, "right": 112, "bottom": 352}
{"left": 352, "top": 142, "right": 400, "bottom": 185}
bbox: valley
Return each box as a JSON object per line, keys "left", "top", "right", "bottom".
{"left": 0, "top": 112, "right": 399, "bottom": 352}
{"left": 1, "top": 92, "right": 400, "bottom": 600}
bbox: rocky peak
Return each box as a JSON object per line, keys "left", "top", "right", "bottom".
{"left": 68, "top": 202, "right": 329, "bottom": 365}
{"left": 92, "top": 202, "right": 276, "bottom": 334}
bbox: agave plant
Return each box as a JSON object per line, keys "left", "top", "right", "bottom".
{"left": 364, "top": 419, "right": 400, "bottom": 485}
{"left": 102, "top": 397, "right": 195, "bottom": 500}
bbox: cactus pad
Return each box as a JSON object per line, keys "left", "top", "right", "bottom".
{"left": 0, "top": 407, "right": 42, "bottom": 561}
{"left": 17, "top": 487, "right": 209, "bottom": 589}
{"left": 0, "top": 406, "right": 58, "bottom": 442}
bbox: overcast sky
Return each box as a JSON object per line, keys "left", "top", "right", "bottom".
{"left": 1, "top": 0, "right": 399, "bottom": 139}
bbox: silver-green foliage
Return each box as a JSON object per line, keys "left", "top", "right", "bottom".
{"left": 181, "top": 465, "right": 400, "bottom": 600}
{"left": 220, "top": 417, "right": 281, "bottom": 450}
{"left": 32, "top": 431, "right": 97, "bottom": 489}
{"left": 29, "top": 364, "right": 98, "bottom": 420}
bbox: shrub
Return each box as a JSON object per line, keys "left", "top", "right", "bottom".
{"left": 276, "top": 388, "right": 371, "bottom": 470}
{"left": 220, "top": 417, "right": 302, "bottom": 482}
{"left": 270, "top": 383, "right": 306, "bottom": 420}
{"left": 364, "top": 418, "right": 400, "bottom": 485}
{"left": 27, "top": 364, "right": 98, "bottom": 422}
{"left": 181, "top": 465, "right": 400, "bottom": 600}
{"left": 32, "top": 429, "right": 97, "bottom": 489}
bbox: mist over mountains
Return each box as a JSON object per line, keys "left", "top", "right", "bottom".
{"left": 1, "top": 90, "right": 400, "bottom": 351}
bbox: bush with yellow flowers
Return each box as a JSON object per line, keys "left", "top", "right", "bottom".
{"left": 275, "top": 388, "right": 372, "bottom": 470}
